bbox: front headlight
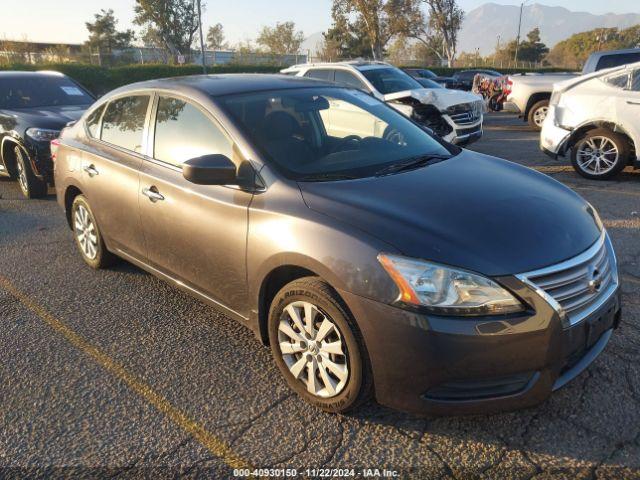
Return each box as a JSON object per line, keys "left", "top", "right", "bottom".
{"left": 378, "top": 254, "right": 524, "bottom": 316}
{"left": 25, "top": 128, "right": 60, "bottom": 142}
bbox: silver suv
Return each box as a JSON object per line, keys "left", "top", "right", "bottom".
{"left": 282, "top": 61, "right": 484, "bottom": 145}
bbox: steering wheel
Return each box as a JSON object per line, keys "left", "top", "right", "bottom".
{"left": 333, "top": 135, "right": 362, "bottom": 152}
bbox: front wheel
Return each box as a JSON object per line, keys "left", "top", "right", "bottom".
{"left": 14, "top": 145, "right": 47, "bottom": 198}
{"left": 268, "top": 277, "right": 372, "bottom": 413}
{"left": 527, "top": 100, "right": 549, "bottom": 130}
{"left": 570, "top": 128, "right": 629, "bottom": 180}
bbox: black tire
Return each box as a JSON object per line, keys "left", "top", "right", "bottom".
{"left": 527, "top": 99, "right": 549, "bottom": 131}
{"left": 268, "top": 276, "right": 372, "bottom": 413}
{"left": 70, "top": 195, "right": 116, "bottom": 269}
{"left": 570, "top": 128, "right": 630, "bottom": 180}
{"left": 14, "top": 145, "right": 47, "bottom": 198}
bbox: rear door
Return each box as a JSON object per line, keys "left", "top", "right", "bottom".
{"left": 621, "top": 68, "right": 640, "bottom": 154}
{"left": 138, "top": 94, "right": 253, "bottom": 316}
{"left": 80, "top": 94, "right": 151, "bottom": 258}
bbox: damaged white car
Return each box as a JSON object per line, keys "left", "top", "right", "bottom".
{"left": 541, "top": 62, "right": 640, "bottom": 180}
{"left": 281, "top": 61, "right": 484, "bottom": 145}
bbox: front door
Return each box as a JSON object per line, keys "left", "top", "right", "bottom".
{"left": 139, "top": 95, "right": 253, "bottom": 316}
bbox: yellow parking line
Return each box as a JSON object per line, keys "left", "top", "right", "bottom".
{"left": 0, "top": 274, "right": 251, "bottom": 471}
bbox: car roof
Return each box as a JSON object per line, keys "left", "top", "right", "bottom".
{"left": 107, "top": 73, "right": 336, "bottom": 97}
{"left": 588, "top": 48, "right": 640, "bottom": 58}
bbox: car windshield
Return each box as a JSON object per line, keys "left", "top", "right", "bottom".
{"left": 359, "top": 67, "right": 423, "bottom": 94}
{"left": 218, "top": 87, "right": 453, "bottom": 181}
{"left": 0, "top": 75, "right": 93, "bottom": 108}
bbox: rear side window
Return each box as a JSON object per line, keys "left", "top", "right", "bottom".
{"left": 85, "top": 104, "right": 106, "bottom": 138}
{"left": 605, "top": 72, "right": 630, "bottom": 89}
{"left": 335, "top": 70, "right": 367, "bottom": 90}
{"left": 101, "top": 95, "right": 150, "bottom": 153}
{"left": 596, "top": 53, "right": 640, "bottom": 71}
{"left": 304, "top": 69, "right": 334, "bottom": 81}
{"left": 153, "top": 96, "right": 233, "bottom": 167}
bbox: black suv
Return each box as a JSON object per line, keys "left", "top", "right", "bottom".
{"left": 0, "top": 71, "right": 94, "bottom": 198}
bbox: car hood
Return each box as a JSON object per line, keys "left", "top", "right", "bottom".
{"left": 4, "top": 105, "right": 89, "bottom": 131}
{"left": 298, "top": 151, "right": 601, "bottom": 276}
{"left": 383, "top": 88, "right": 481, "bottom": 111}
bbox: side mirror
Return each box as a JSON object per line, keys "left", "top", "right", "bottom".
{"left": 182, "top": 154, "right": 237, "bottom": 185}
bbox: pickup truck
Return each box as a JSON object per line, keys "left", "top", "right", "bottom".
{"left": 503, "top": 73, "right": 578, "bottom": 130}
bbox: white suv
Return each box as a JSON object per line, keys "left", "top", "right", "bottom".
{"left": 281, "top": 61, "right": 483, "bottom": 145}
{"left": 541, "top": 62, "right": 640, "bottom": 180}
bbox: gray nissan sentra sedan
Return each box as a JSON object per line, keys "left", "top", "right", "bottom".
{"left": 53, "top": 75, "right": 621, "bottom": 415}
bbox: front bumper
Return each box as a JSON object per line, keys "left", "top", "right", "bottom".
{"left": 339, "top": 278, "right": 621, "bottom": 416}
{"left": 503, "top": 100, "right": 521, "bottom": 114}
{"left": 25, "top": 139, "right": 55, "bottom": 183}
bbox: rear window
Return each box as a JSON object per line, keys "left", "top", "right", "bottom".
{"left": 0, "top": 75, "right": 93, "bottom": 108}
{"left": 596, "top": 53, "right": 640, "bottom": 71}
{"left": 101, "top": 95, "right": 150, "bottom": 153}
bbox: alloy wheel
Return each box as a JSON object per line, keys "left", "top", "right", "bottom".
{"left": 533, "top": 106, "right": 548, "bottom": 127}
{"left": 277, "top": 301, "right": 349, "bottom": 398}
{"left": 14, "top": 146, "right": 28, "bottom": 194}
{"left": 74, "top": 205, "right": 98, "bottom": 260}
{"left": 576, "top": 136, "right": 619, "bottom": 176}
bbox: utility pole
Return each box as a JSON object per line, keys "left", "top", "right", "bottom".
{"left": 197, "top": 0, "right": 206, "bottom": 74}
{"left": 514, "top": 0, "right": 529, "bottom": 64}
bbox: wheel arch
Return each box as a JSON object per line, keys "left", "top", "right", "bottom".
{"left": 255, "top": 259, "right": 355, "bottom": 345}
{"left": 0, "top": 136, "right": 25, "bottom": 176}
{"left": 524, "top": 92, "right": 551, "bottom": 119}
{"left": 63, "top": 184, "right": 84, "bottom": 229}
{"left": 565, "top": 121, "right": 636, "bottom": 159}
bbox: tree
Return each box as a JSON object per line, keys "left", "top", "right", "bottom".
{"left": 423, "top": 0, "right": 463, "bottom": 67}
{"left": 330, "top": 0, "right": 421, "bottom": 60}
{"left": 133, "top": 0, "right": 201, "bottom": 60}
{"left": 85, "top": 9, "right": 134, "bottom": 64}
{"left": 257, "top": 21, "right": 304, "bottom": 55}
{"left": 206, "top": 23, "right": 226, "bottom": 50}
{"left": 323, "top": 15, "right": 374, "bottom": 59}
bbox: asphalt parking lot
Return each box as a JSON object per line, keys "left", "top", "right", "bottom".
{"left": 1, "top": 112, "right": 639, "bottom": 479}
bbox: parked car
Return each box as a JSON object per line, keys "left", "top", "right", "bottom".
{"left": 0, "top": 71, "right": 94, "bottom": 198}
{"left": 282, "top": 61, "right": 484, "bottom": 145}
{"left": 446, "top": 69, "right": 502, "bottom": 90}
{"left": 583, "top": 48, "right": 640, "bottom": 74}
{"left": 541, "top": 62, "right": 640, "bottom": 180}
{"left": 502, "top": 73, "right": 579, "bottom": 130}
{"left": 403, "top": 68, "right": 456, "bottom": 88}
{"left": 55, "top": 74, "right": 620, "bottom": 415}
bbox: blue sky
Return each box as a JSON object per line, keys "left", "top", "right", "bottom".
{"left": 2, "top": 0, "right": 639, "bottom": 45}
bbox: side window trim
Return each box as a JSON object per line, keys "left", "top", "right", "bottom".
{"left": 148, "top": 92, "right": 237, "bottom": 171}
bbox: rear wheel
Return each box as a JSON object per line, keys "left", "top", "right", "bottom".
{"left": 570, "top": 128, "right": 629, "bottom": 180}
{"left": 71, "top": 195, "right": 115, "bottom": 269}
{"left": 268, "top": 277, "right": 372, "bottom": 413}
{"left": 14, "top": 145, "right": 47, "bottom": 198}
{"left": 527, "top": 100, "right": 549, "bottom": 130}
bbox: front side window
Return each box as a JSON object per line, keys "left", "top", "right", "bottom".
{"left": 219, "top": 87, "right": 452, "bottom": 181}
{"left": 85, "top": 104, "right": 106, "bottom": 138}
{"left": 154, "top": 96, "right": 233, "bottom": 167}
{"left": 359, "top": 68, "right": 422, "bottom": 94}
{"left": 101, "top": 95, "right": 150, "bottom": 153}
{"left": 631, "top": 69, "right": 640, "bottom": 92}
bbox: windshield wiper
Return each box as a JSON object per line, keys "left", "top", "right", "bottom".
{"left": 297, "top": 173, "right": 359, "bottom": 182}
{"left": 374, "top": 154, "right": 451, "bottom": 177}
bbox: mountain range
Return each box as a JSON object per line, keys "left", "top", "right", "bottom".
{"left": 301, "top": 3, "right": 640, "bottom": 57}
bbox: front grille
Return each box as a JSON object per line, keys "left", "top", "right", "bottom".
{"left": 446, "top": 101, "right": 483, "bottom": 125}
{"left": 518, "top": 232, "right": 618, "bottom": 326}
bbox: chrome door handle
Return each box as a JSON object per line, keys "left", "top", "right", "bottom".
{"left": 627, "top": 101, "right": 640, "bottom": 105}
{"left": 83, "top": 164, "right": 99, "bottom": 177}
{"left": 142, "top": 187, "right": 164, "bottom": 202}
